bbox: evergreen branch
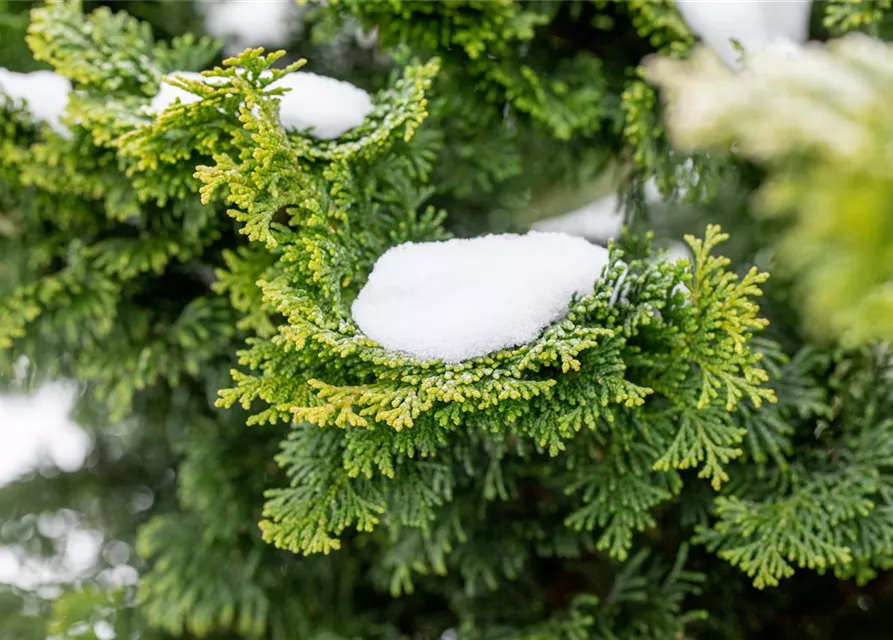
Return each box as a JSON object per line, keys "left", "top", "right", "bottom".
{"left": 28, "top": 0, "right": 159, "bottom": 94}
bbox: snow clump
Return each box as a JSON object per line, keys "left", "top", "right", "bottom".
{"left": 352, "top": 232, "right": 611, "bottom": 363}
{"left": 0, "top": 68, "right": 72, "bottom": 134}
{"left": 147, "top": 71, "right": 210, "bottom": 113}
{"left": 270, "top": 71, "right": 373, "bottom": 139}
{"left": 0, "top": 381, "right": 92, "bottom": 486}
{"left": 147, "top": 69, "right": 372, "bottom": 139}
{"left": 203, "top": 0, "right": 295, "bottom": 56}
{"left": 674, "top": 0, "right": 812, "bottom": 68}
{"left": 533, "top": 179, "right": 662, "bottom": 243}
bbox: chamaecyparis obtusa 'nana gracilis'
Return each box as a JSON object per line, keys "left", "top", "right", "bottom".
{"left": 3, "top": 1, "right": 893, "bottom": 638}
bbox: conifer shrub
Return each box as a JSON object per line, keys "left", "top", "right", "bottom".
{"left": 3, "top": 1, "right": 893, "bottom": 639}
{"left": 650, "top": 35, "right": 893, "bottom": 345}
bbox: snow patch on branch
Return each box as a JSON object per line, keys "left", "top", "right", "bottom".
{"left": 147, "top": 69, "right": 372, "bottom": 139}
{"left": 271, "top": 71, "right": 373, "bottom": 139}
{"left": 146, "top": 71, "right": 209, "bottom": 113}
{"left": 0, "top": 381, "right": 91, "bottom": 487}
{"left": 533, "top": 180, "right": 662, "bottom": 243}
{"left": 0, "top": 68, "right": 71, "bottom": 135}
{"left": 352, "top": 232, "right": 611, "bottom": 363}
{"left": 675, "top": 0, "right": 813, "bottom": 68}
{"left": 202, "top": 0, "right": 295, "bottom": 56}
{"left": 533, "top": 197, "right": 625, "bottom": 243}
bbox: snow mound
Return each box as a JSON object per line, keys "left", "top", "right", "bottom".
{"left": 0, "top": 382, "right": 92, "bottom": 487}
{"left": 147, "top": 71, "right": 209, "bottom": 113}
{"left": 203, "top": 0, "right": 294, "bottom": 56}
{"left": 533, "top": 196, "right": 624, "bottom": 243}
{"left": 533, "top": 179, "right": 661, "bottom": 243}
{"left": 352, "top": 232, "right": 611, "bottom": 363}
{"left": 0, "top": 68, "right": 71, "bottom": 134}
{"left": 147, "top": 70, "right": 373, "bottom": 139}
{"left": 675, "top": 0, "right": 812, "bottom": 68}
{"left": 270, "top": 71, "right": 373, "bottom": 139}
{"left": 662, "top": 241, "right": 691, "bottom": 264}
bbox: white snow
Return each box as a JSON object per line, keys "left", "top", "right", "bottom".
{"left": 0, "top": 384, "right": 141, "bottom": 601}
{"left": 675, "top": 0, "right": 813, "bottom": 68}
{"left": 0, "top": 68, "right": 72, "bottom": 134}
{"left": 0, "top": 523, "right": 103, "bottom": 591}
{"left": 146, "top": 71, "right": 210, "bottom": 114}
{"left": 271, "top": 71, "right": 373, "bottom": 139}
{"left": 533, "top": 196, "right": 624, "bottom": 243}
{"left": 533, "top": 179, "right": 661, "bottom": 243}
{"left": 0, "top": 381, "right": 92, "bottom": 487}
{"left": 662, "top": 241, "right": 692, "bottom": 264}
{"left": 93, "top": 621, "right": 116, "bottom": 640}
{"left": 352, "top": 232, "right": 611, "bottom": 362}
{"left": 203, "top": 0, "right": 295, "bottom": 56}
{"left": 147, "top": 69, "right": 373, "bottom": 139}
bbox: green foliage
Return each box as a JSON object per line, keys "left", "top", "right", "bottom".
{"left": 823, "top": 0, "right": 893, "bottom": 36}
{"left": 332, "top": 0, "right": 604, "bottom": 140}
{"left": 5, "top": 1, "right": 893, "bottom": 639}
{"left": 0, "top": 0, "right": 231, "bottom": 421}
{"left": 695, "top": 346, "right": 893, "bottom": 590}
{"left": 322, "top": 0, "right": 716, "bottom": 234}
{"left": 0, "top": 0, "right": 44, "bottom": 71}
{"left": 197, "top": 78, "right": 773, "bottom": 555}
{"left": 49, "top": 587, "right": 132, "bottom": 640}
{"left": 649, "top": 35, "right": 893, "bottom": 345}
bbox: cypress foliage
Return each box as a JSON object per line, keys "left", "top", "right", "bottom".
{"left": 3, "top": 1, "right": 893, "bottom": 639}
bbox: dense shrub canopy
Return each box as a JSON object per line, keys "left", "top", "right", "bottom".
{"left": 3, "top": 1, "right": 893, "bottom": 639}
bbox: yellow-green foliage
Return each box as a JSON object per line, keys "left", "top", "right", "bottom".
{"left": 650, "top": 36, "right": 893, "bottom": 345}
{"left": 8, "top": 2, "right": 893, "bottom": 639}
{"left": 175, "top": 47, "right": 774, "bottom": 563}
{"left": 325, "top": 0, "right": 728, "bottom": 225}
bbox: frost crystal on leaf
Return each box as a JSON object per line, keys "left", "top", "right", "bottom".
{"left": 675, "top": 0, "right": 813, "bottom": 68}
{"left": 0, "top": 68, "right": 71, "bottom": 134}
{"left": 351, "top": 232, "right": 611, "bottom": 362}
{"left": 270, "top": 71, "right": 373, "bottom": 139}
